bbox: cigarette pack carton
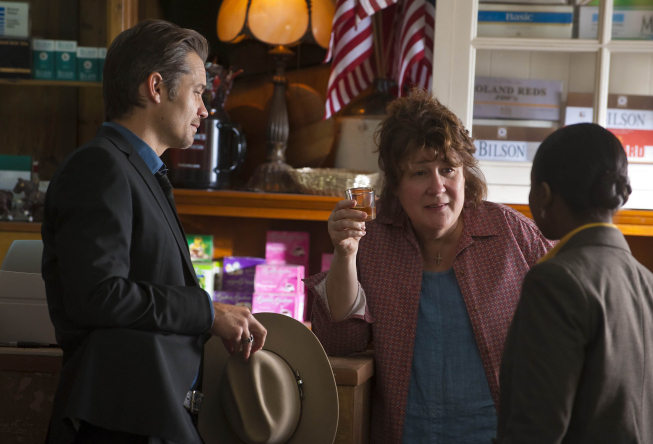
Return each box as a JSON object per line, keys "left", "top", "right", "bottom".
{"left": 212, "top": 291, "right": 253, "bottom": 311}
{"left": 472, "top": 125, "right": 556, "bottom": 162}
{"left": 32, "top": 39, "right": 54, "bottom": 80}
{"left": 254, "top": 264, "right": 304, "bottom": 294}
{"left": 579, "top": 6, "right": 653, "bottom": 40}
{"left": 76, "top": 46, "right": 98, "bottom": 82}
{"left": 265, "top": 231, "right": 309, "bottom": 270}
{"left": 55, "top": 40, "right": 76, "bottom": 81}
{"left": 0, "top": 37, "right": 29, "bottom": 79}
{"left": 0, "top": 2, "right": 29, "bottom": 38}
{"left": 222, "top": 257, "right": 266, "bottom": 292}
{"left": 252, "top": 292, "right": 305, "bottom": 322}
{"left": 186, "top": 234, "right": 213, "bottom": 261}
{"left": 474, "top": 77, "right": 563, "bottom": 121}
{"left": 477, "top": 4, "right": 573, "bottom": 39}
{"left": 97, "top": 47, "right": 106, "bottom": 80}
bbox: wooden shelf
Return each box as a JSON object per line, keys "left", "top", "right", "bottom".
{"left": 0, "top": 79, "right": 102, "bottom": 88}
{"left": 2, "top": 192, "right": 653, "bottom": 236}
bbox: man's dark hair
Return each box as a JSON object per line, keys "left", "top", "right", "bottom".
{"left": 103, "top": 19, "right": 209, "bottom": 121}
{"left": 532, "top": 123, "right": 632, "bottom": 221}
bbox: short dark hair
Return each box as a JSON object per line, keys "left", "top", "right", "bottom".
{"left": 376, "top": 88, "right": 487, "bottom": 217}
{"left": 103, "top": 19, "right": 209, "bottom": 121}
{"left": 532, "top": 123, "right": 632, "bottom": 220}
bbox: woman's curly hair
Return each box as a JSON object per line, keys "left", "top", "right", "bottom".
{"left": 375, "top": 88, "right": 487, "bottom": 218}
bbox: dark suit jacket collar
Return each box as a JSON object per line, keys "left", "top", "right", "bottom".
{"left": 558, "top": 225, "right": 631, "bottom": 256}
{"left": 95, "top": 125, "right": 199, "bottom": 286}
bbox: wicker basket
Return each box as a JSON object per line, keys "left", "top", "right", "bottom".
{"left": 288, "top": 168, "right": 382, "bottom": 197}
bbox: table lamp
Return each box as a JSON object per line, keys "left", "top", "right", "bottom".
{"left": 217, "top": 0, "right": 335, "bottom": 192}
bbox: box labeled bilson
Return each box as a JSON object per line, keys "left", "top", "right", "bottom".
{"left": 55, "top": 40, "right": 76, "bottom": 81}
{"left": 254, "top": 265, "right": 305, "bottom": 294}
{"left": 222, "top": 257, "right": 266, "bottom": 292}
{"left": 97, "top": 47, "right": 106, "bottom": 80}
{"left": 0, "top": 2, "right": 29, "bottom": 38}
{"left": 0, "top": 37, "right": 29, "bottom": 78}
{"left": 32, "top": 39, "right": 54, "bottom": 79}
{"left": 477, "top": 4, "right": 573, "bottom": 39}
{"left": 252, "top": 293, "right": 305, "bottom": 322}
{"left": 76, "top": 46, "right": 98, "bottom": 82}
{"left": 474, "top": 77, "right": 563, "bottom": 121}
{"left": 566, "top": 92, "right": 653, "bottom": 164}
{"left": 579, "top": 6, "right": 653, "bottom": 40}
{"left": 473, "top": 125, "right": 556, "bottom": 162}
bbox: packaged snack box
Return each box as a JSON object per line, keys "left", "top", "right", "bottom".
{"left": 254, "top": 264, "right": 304, "bottom": 294}
{"left": 265, "top": 231, "right": 309, "bottom": 270}
{"left": 212, "top": 291, "right": 253, "bottom": 311}
{"left": 186, "top": 234, "right": 213, "bottom": 261}
{"left": 252, "top": 292, "right": 305, "bottom": 322}
{"left": 222, "top": 256, "right": 266, "bottom": 292}
{"left": 193, "top": 261, "right": 214, "bottom": 294}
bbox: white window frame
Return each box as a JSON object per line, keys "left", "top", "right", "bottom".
{"left": 433, "top": 0, "right": 653, "bottom": 210}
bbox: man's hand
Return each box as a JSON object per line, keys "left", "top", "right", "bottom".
{"left": 209, "top": 302, "right": 267, "bottom": 362}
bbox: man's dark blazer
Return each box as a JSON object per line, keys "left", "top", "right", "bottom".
{"left": 498, "top": 226, "right": 653, "bottom": 443}
{"left": 41, "top": 126, "right": 213, "bottom": 443}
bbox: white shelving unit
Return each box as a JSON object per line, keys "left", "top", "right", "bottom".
{"left": 433, "top": 0, "right": 653, "bottom": 210}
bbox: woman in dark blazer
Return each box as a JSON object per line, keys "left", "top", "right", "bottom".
{"left": 497, "top": 123, "right": 653, "bottom": 443}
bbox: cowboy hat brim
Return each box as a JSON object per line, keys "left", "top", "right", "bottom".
{"left": 198, "top": 313, "right": 339, "bottom": 444}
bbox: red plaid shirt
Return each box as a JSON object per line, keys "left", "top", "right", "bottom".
{"left": 306, "top": 201, "right": 554, "bottom": 444}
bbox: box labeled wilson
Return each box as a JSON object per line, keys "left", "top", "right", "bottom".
{"left": 579, "top": 6, "right": 653, "bottom": 40}
{"left": 0, "top": 2, "right": 29, "bottom": 38}
{"left": 0, "top": 37, "right": 29, "bottom": 78}
{"left": 186, "top": 234, "right": 213, "bottom": 261}
{"left": 55, "top": 40, "right": 76, "bottom": 80}
{"left": 474, "top": 77, "right": 563, "bottom": 121}
{"left": 252, "top": 293, "right": 305, "bottom": 322}
{"left": 473, "top": 125, "right": 556, "bottom": 162}
{"left": 477, "top": 4, "right": 573, "bottom": 39}
{"left": 32, "top": 39, "right": 54, "bottom": 79}
{"left": 76, "top": 46, "right": 98, "bottom": 82}
{"left": 254, "top": 265, "right": 305, "bottom": 294}
{"left": 565, "top": 92, "right": 653, "bottom": 163}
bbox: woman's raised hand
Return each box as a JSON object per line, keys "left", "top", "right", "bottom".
{"left": 328, "top": 199, "right": 368, "bottom": 258}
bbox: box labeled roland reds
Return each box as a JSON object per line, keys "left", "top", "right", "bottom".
{"left": 254, "top": 264, "right": 304, "bottom": 294}
{"left": 473, "top": 125, "right": 556, "bottom": 162}
{"left": 474, "top": 77, "right": 563, "bottom": 121}
{"left": 565, "top": 92, "right": 653, "bottom": 163}
{"left": 477, "top": 4, "right": 573, "bottom": 39}
{"left": 252, "top": 293, "right": 305, "bottom": 322}
{"left": 55, "top": 40, "right": 76, "bottom": 81}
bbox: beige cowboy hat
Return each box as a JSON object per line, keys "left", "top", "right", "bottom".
{"left": 198, "top": 313, "right": 339, "bottom": 444}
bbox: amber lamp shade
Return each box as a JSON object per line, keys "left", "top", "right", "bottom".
{"left": 217, "top": 0, "right": 334, "bottom": 48}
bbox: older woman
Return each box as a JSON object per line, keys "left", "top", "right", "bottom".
{"left": 497, "top": 123, "right": 653, "bottom": 443}
{"left": 305, "top": 90, "right": 554, "bottom": 444}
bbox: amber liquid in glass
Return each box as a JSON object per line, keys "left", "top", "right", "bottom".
{"left": 354, "top": 205, "right": 376, "bottom": 220}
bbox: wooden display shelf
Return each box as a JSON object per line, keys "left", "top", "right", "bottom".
{"left": 2, "top": 192, "right": 653, "bottom": 236}
{"left": 0, "top": 79, "right": 102, "bottom": 88}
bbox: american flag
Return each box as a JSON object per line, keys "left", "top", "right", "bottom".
{"left": 324, "top": 0, "right": 435, "bottom": 118}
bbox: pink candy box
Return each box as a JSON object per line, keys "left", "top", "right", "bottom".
{"left": 321, "top": 253, "right": 333, "bottom": 272}
{"left": 252, "top": 293, "right": 305, "bottom": 322}
{"left": 265, "top": 231, "right": 309, "bottom": 270}
{"left": 254, "top": 265, "right": 304, "bottom": 294}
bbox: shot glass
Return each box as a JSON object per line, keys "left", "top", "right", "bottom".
{"left": 344, "top": 187, "right": 376, "bottom": 220}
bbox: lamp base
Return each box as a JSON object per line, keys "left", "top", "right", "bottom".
{"left": 247, "top": 160, "right": 297, "bottom": 193}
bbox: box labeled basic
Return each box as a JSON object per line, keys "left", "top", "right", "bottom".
{"left": 254, "top": 265, "right": 305, "bottom": 294}
{"left": 252, "top": 293, "right": 305, "bottom": 322}
{"left": 76, "top": 46, "right": 98, "bottom": 82}
{"left": 32, "top": 39, "right": 54, "bottom": 79}
{"left": 474, "top": 77, "right": 563, "bottom": 121}
{"left": 55, "top": 40, "right": 76, "bottom": 80}
{"left": 477, "top": 4, "right": 573, "bottom": 39}
{"left": 0, "top": 2, "right": 29, "bottom": 38}
{"left": 222, "top": 257, "right": 266, "bottom": 292}
{"left": 97, "top": 47, "right": 106, "bottom": 80}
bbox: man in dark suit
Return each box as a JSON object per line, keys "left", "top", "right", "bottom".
{"left": 41, "top": 20, "right": 267, "bottom": 443}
